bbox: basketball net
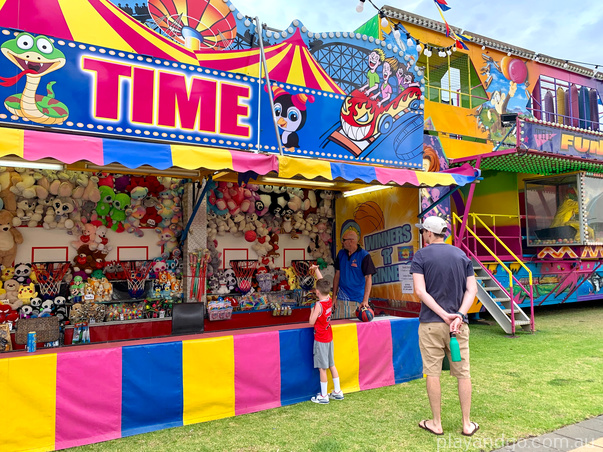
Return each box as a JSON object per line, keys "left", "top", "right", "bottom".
{"left": 230, "top": 260, "right": 257, "bottom": 294}
{"left": 120, "top": 261, "right": 153, "bottom": 298}
{"left": 291, "top": 260, "right": 317, "bottom": 291}
{"left": 32, "top": 262, "right": 70, "bottom": 298}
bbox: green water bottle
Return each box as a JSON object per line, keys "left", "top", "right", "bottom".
{"left": 450, "top": 333, "right": 462, "bottom": 362}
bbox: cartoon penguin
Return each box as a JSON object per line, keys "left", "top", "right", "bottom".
{"left": 267, "top": 86, "right": 315, "bottom": 150}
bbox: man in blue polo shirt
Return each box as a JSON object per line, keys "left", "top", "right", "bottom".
{"left": 332, "top": 226, "right": 376, "bottom": 319}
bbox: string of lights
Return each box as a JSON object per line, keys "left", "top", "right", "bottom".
{"left": 355, "top": 0, "right": 603, "bottom": 79}
{"left": 356, "top": 0, "right": 469, "bottom": 57}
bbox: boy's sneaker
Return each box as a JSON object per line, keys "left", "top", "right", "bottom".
{"left": 311, "top": 393, "right": 330, "bottom": 404}
{"left": 329, "top": 391, "right": 344, "bottom": 400}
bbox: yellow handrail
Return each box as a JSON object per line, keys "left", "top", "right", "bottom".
{"left": 452, "top": 212, "right": 514, "bottom": 294}
{"left": 469, "top": 213, "right": 533, "bottom": 287}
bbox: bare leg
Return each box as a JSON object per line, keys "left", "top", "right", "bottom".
{"left": 458, "top": 378, "right": 473, "bottom": 433}
{"left": 424, "top": 375, "right": 443, "bottom": 433}
{"left": 329, "top": 366, "right": 339, "bottom": 379}
{"left": 319, "top": 368, "right": 327, "bottom": 382}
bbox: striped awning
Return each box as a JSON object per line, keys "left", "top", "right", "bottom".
{"left": 0, "top": 126, "right": 478, "bottom": 188}
{"left": 278, "top": 155, "right": 480, "bottom": 188}
{"left": 450, "top": 148, "right": 603, "bottom": 175}
{"left": 0, "top": 126, "right": 278, "bottom": 175}
{"left": 194, "top": 29, "right": 345, "bottom": 94}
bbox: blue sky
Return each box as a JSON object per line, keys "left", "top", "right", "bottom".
{"left": 232, "top": 0, "right": 603, "bottom": 70}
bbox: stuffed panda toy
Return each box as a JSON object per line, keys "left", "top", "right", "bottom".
{"left": 14, "top": 263, "right": 33, "bottom": 285}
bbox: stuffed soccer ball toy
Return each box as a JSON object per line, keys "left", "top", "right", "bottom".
{"left": 356, "top": 306, "right": 374, "bottom": 322}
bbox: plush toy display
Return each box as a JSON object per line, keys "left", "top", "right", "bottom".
{"left": 0, "top": 279, "right": 21, "bottom": 310}
{"left": 13, "top": 263, "right": 33, "bottom": 284}
{"left": 0, "top": 210, "right": 23, "bottom": 268}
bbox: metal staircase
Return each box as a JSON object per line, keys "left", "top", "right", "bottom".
{"left": 472, "top": 258, "right": 532, "bottom": 334}
{"left": 452, "top": 212, "right": 535, "bottom": 335}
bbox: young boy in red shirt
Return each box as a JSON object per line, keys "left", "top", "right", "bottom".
{"left": 309, "top": 265, "right": 344, "bottom": 404}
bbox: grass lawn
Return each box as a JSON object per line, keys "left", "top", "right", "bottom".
{"left": 70, "top": 302, "right": 603, "bottom": 452}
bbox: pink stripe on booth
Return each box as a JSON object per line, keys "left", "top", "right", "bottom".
{"left": 231, "top": 151, "right": 278, "bottom": 176}
{"left": 23, "top": 130, "right": 104, "bottom": 165}
{"left": 55, "top": 348, "right": 123, "bottom": 449}
{"left": 357, "top": 321, "right": 395, "bottom": 390}
{"left": 374, "top": 166, "right": 420, "bottom": 186}
{"left": 234, "top": 332, "right": 281, "bottom": 415}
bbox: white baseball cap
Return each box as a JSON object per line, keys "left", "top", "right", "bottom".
{"left": 415, "top": 216, "right": 448, "bottom": 234}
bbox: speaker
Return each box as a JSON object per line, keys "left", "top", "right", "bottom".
{"left": 171, "top": 303, "right": 205, "bottom": 335}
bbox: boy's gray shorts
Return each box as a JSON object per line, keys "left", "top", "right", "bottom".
{"left": 313, "top": 340, "right": 335, "bottom": 369}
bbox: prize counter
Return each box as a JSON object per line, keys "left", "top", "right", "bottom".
{"left": 2, "top": 316, "right": 422, "bottom": 452}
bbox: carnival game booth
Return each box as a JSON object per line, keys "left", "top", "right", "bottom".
{"left": 0, "top": 1, "right": 486, "bottom": 449}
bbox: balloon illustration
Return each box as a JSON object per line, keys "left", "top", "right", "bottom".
{"left": 501, "top": 57, "right": 528, "bottom": 84}
{"left": 148, "top": 0, "right": 237, "bottom": 50}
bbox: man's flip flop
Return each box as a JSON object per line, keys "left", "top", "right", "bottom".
{"left": 418, "top": 420, "right": 443, "bottom": 436}
{"left": 461, "top": 422, "right": 480, "bottom": 437}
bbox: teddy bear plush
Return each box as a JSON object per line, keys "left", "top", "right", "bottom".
{"left": 113, "top": 175, "right": 130, "bottom": 193}
{"left": 0, "top": 211, "right": 23, "bottom": 268}
{"left": 240, "top": 183, "right": 260, "bottom": 214}
{"left": 0, "top": 278, "right": 22, "bottom": 310}
{"left": 108, "top": 192, "right": 131, "bottom": 232}
{"left": 207, "top": 210, "right": 218, "bottom": 241}
{"left": 0, "top": 168, "right": 19, "bottom": 213}
{"left": 144, "top": 175, "right": 163, "bottom": 197}
{"left": 124, "top": 205, "right": 146, "bottom": 237}
{"left": 94, "top": 224, "right": 112, "bottom": 253}
{"left": 251, "top": 234, "right": 273, "bottom": 258}
{"left": 318, "top": 190, "right": 335, "bottom": 218}
{"left": 71, "top": 223, "right": 97, "bottom": 250}
{"left": 9, "top": 169, "right": 37, "bottom": 199}
{"left": 207, "top": 240, "right": 221, "bottom": 277}
{"left": 13, "top": 197, "right": 43, "bottom": 227}
{"left": 156, "top": 226, "right": 179, "bottom": 257}
{"left": 73, "top": 245, "right": 97, "bottom": 275}
{"left": 96, "top": 186, "right": 115, "bottom": 220}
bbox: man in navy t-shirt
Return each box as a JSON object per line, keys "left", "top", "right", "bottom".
{"left": 410, "top": 215, "right": 478, "bottom": 437}
{"left": 333, "top": 227, "right": 376, "bottom": 319}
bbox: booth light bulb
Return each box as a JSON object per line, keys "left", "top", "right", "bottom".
{"left": 407, "top": 37, "right": 414, "bottom": 47}
{"left": 381, "top": 16, "right": 388, "bottom": 28}
{"left": 393, "top": 28, "right": 400, "bottom": 39}
{"left": 416, "top": 44, "right": 422, "bottom": 52}
{"left": 356, "top": 1, "right": 364, "bottom": 13}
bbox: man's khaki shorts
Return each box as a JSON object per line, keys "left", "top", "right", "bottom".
{"left": 333, "top": 300, "right": 358, "bottom": 320}
{"left": 418, "top": 322, "right": 470, "bottom": 379}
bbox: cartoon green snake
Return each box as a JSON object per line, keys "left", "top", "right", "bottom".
{"left": 0, "top": 32, "right": 69, "bottom": 125}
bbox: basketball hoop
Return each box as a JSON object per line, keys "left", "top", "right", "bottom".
{"left": 119, "top": 261, "right": 153, "bottom": 298}
{"left": 32, "top": 262, "right": 70, "bottom": 298}
{"left": 291, "top": 260, "right": 318, "bottom": 291}
{"left": 230, "top": 260, "right": 258, "bottom": 294}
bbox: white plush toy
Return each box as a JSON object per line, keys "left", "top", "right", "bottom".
{"left": 318, "top": 190, "right": 335, "bottom": 218}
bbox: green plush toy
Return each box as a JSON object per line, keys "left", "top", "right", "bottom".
{"left": 96, "top": 186, "right": 115, "bottom": 220}
{"left": 109, "top": 193, "right": 131, "bottom": 232}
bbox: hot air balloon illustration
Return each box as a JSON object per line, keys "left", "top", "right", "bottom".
{"left": 148, "top": 0, "right": 237, "bottom": 50}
